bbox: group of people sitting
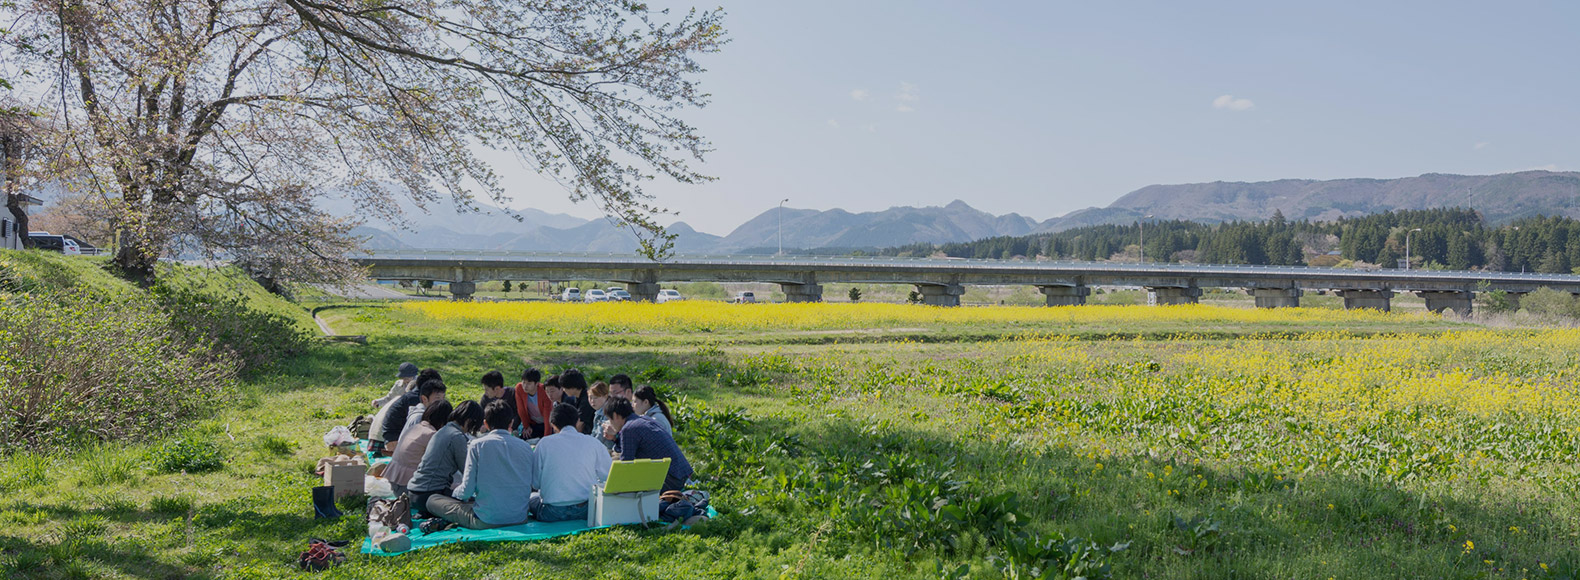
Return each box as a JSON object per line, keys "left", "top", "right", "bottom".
{"left": 365, "top": 363, "right": 698, "bottom": 531}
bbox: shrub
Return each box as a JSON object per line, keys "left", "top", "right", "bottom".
{"left": 150, "top": 281, "right": 312, "bottom": 374}
{"left": 149, "top": 436, "right": 227, "bottom": 474}
{"left": 1520, "top": 287, "right": 1580, "bottom": 319}
{"left": 0, "top": 293, "right": 236, "bottom": 452}
{"left": 1476, "top": 289, "right": 1517, "bottom": 313}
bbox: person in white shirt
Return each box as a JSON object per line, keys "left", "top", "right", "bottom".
{"left": 426, "top": 401, "right": 536, "bottom": 529}
{"left": 530, "top": 404, "right": 613, "bottom": 522}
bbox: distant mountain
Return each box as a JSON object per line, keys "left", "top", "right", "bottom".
{"left": 714, "top": 200, "right": 1039, "bottom": 252}
{"left": 1039, "top": 170, "right": 1580, "bottom": 232}
{"left": 338, "top": 171, "right": 1580, "bottom": 254}
{"left": 343, "top": 196, "right": 1037, "bottom": 254}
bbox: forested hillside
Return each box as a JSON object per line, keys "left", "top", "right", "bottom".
{"left": 875, "top": 208, "right": 1580, "bottom": 273}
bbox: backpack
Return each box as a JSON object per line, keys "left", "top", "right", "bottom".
{"left": 348, "top": 415, "right": 373, "bottom": 440}
{"left": 368, "top": 494, "right": 413, "bottom": 530}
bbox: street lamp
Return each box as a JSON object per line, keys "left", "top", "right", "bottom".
{"left": 777, "top": 198, "right": 790, "bottom": 256}
{"left": 1139, "top": 215, "right": 1154, "bottom": 263}
{"left": 1405, "top": 228, "right": 1422, "bottom": 270}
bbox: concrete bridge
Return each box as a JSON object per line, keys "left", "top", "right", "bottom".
{"left": 354, "top": 251, "right": 1580, "bottom": 314}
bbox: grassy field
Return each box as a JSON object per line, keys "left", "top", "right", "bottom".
{"left": 7, "top": 294, "right": 1580, "bottom": 578}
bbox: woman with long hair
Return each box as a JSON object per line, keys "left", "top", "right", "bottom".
{"left": 631, "top": 385, "right": 674, "bottom": 435}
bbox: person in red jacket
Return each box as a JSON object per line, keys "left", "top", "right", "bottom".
{"left": 511, "top": 368, "right": 557, "bottom": 438}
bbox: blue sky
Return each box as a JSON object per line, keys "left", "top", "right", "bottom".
{"left": 495, "top": 1, "right": 1580, "bottom": 235}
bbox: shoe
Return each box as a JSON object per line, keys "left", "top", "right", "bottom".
{"left": 312, "top": 486, "right": 343, "bottom": 519}
{"left": 419, "top": 518, "right": 456, "bottom": 535}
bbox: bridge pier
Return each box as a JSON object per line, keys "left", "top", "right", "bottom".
{"left": 1418, "top": 291, "right": 1473, "bottom": 316}
{"left": 629, "top": 282, "right": 661, "bottom": 302}
{"left": 1338, "top": 289, "right": 1393, "bottom": 311}
{"left": 1252, "top": 287, "right": 1302, "bottom": 308}
{"left": 448, "top": 281, "right": 476, "bottom": 301}
{"left": 916, "top": 284, "right": 965, "bottom": 307}
{"left": 1038, "top": 285, "right": 1090, "bottom": 306}
{"left": 1148, "top": 286, "right": 1201, "bottom": 306}
{"left": 781, "top": 283, "right": 823, "bottom": 303}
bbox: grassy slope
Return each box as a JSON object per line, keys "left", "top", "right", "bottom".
{"left": 0, "top": 273, "right": 1569, "bottom": 579}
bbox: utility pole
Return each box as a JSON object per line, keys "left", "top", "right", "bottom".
{"left": 1405, "top": 228, "right": 1422, "bottom": 270}
{"left": 778, "top": 198, "right": 789, "bottom": 256}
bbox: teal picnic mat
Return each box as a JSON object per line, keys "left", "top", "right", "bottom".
{"left": 354, "top": 440, "right": 392, "bottom": 468}
{"left": 361, "top": 507, "right": 717, "bottom": 555}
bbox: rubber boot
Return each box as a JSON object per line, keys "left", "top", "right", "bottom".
{"left": 313, "top": 486, "right": 343, "bottom": 519}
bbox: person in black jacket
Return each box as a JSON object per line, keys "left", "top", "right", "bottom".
{"left": 557, "top": 369, "right": 595, "bottom": 433}
{"left": 382, "top": 378, "right": 446, "bottom": 453}
{"left": 478, "top": 370, "right": 520, "bottom": 434}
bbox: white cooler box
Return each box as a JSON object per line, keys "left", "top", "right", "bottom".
{"left": 588, "top": 486, "right": 662, "bottom": 526}
{"left": 588, "top": 458, "right": 671, "bottom": 526}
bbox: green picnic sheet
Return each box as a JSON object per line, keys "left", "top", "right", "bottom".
{"left": 360, "top": 507, "right": 718, "bottom": 555}
{"left": 354, "top": 439, "right": 392, "bottom": 468}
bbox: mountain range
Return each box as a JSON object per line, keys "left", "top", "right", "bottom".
{"left": 344, "top": 170, "right": 1580, "bottom": 254}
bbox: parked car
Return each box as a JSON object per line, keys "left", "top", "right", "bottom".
{"left": 63, "top": 235, "right": 100, "bottom": 255}
{"left": 560, "top": 287, "right": 581, "bottom": 302}
{"left": 27, "top": 232, "right": 80, "bottom": 255}
{"left": 583, "top": 289, "right": 609, "bottom": 302}
{"left": 605, "top": 287, "right": 632, "bottom": 301}
{"left": 657, "top": 289, "right": 684, "bottom": 303}
{"left": 733, "top": 291, "right": 756, "bottom": 304}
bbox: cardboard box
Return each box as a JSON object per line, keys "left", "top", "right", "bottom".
{"left": 323, "top": 460, "right": 367, "bottom": 498}
{"left": 589, "top": 485, "right": 661, "bottom": 526}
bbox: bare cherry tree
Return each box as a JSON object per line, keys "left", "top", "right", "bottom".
{"left": 1, "top": 0, "right": 724, "bottom": 283}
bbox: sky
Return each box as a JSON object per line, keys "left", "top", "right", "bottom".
{"left": 489, "top": 0, "right": 1580, "bottom": 236}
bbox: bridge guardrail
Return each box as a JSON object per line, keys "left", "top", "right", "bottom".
{"left": 357, "top": 249, "right": 1580, "bottom": 284}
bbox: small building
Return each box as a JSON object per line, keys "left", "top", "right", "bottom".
{"left": 2, "top": 194, "right": 44, "bottom": 250}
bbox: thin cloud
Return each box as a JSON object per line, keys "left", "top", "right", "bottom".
{"left": 850, "top": 89, "right": 870, "bottom": 101}
{"left": 861, "top": 123, "right": 878, "bottom": 133}
{"left": 1212, "top": 94, "right": 1255, "bottom": 111}
{"left": 827, "top": 119, "right": 841, "bottom": 129}
{"left": 1474, "top": 142, "right": 1490, "bottom": 150}
{"left": 896, "top": 82, "right": 920, "bottom": 113}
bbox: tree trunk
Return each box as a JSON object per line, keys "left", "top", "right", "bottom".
{"left": 113, "top": 228, "right": 155, "bottom": 286}
{"left": 2, "top": 136, "right": 31, "bottom": 249}
{"left": 5, "top": 195, "right": 28, "bottom": 248}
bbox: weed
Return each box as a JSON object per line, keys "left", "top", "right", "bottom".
{"left": 148, "top": 436, "right": 226, "bottom": 474}
{"left": 79, "top": 446, "right": 141, "bottom": 486}
{"left": 0, "top": 451, "right": 50, "bottom": 491}
{"left": 150, "top": 495, "right": 195, "bottom": 515}
{"left": 61, "top": 515, "right": 109, "bottom": 543}
{"left": 255, "top": 434, "right": 297, "bottom": 456}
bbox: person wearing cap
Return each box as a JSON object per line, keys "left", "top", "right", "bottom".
{"left": 368, "top": 363, "right": 421, "bottom": 455}
{"left": 374, "top": 362, "right": 420, "bottom": 409}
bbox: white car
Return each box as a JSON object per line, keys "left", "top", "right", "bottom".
{"left": 583, "top": 289, "right": 608, "bottom": 302}
{"left": 657, "top": 289, "right": 684, "bottom": 303}
{"left": 560, "top": 288, "right": 581, "bottom": 302}
{"left": 605, "top": 287, "right": 632, "bottom": 301}
{"left": 733, "top": 291, "right": 756, "bottom": 304}
{"left": 27, "top": 232, "right": 81, "bottom": 255}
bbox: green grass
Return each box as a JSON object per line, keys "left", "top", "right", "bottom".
{"left": 2, "top": 278, "right": 1577, "bottom": 578}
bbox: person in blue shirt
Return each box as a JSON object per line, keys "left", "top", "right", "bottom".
{"left": 426, "top": 400, "right": 536, "bottom": 529}
{"left": 604, "top": 397, "right": 691, "bottom": 493}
